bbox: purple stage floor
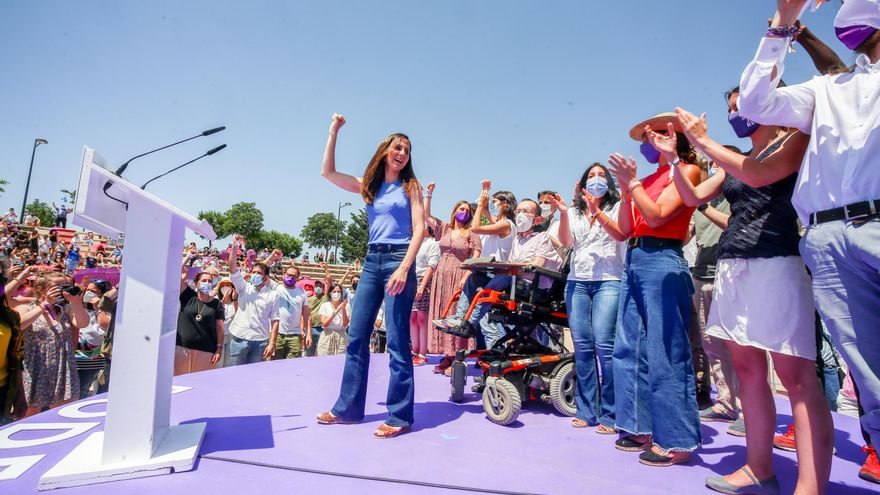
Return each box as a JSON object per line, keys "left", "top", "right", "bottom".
{"left": 1, "top": 354, "right": 877, "bottom": 494}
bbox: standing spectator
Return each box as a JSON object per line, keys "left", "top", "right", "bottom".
{"left": 555, "top": 163, "right": 627, "bottom": 432}
{"left": 226, "top": 236, "right": 280, "bottom": 365}
{"left": 23, "top": 212, "right": 39, "bottom": 228}
{"left": 0, "top": 267, "right": 24, "bottom": 421}
{"left": 110, "top": 244, "right": 123, "bottom": 265}
{"left": 424, "top": 182, "right": 481, "bottom": 374}
{"left": 606, "top": 114, "right": 703, "bottom": 467}
{"left": 216, "top": 277, "right": 237, "bottom": 367}
{"left": 16, "top": 273, "right": 88, "bottom": 416}
{"left": 275, "top": 266, "right": 310, "bottom": 359}
{"left": 317, "top": 284, "right": 351, "bottom": 356}
{"left": 328, "top": 252, "right": 337, "bottom": 265}
{"left": 77, "top": 279, "right": 113, "bottom": 397}
{"left": 64, "top": 245, "right": 80, "bottom": 276}
{"left": 737, "top": 2, "right": 880, "bottom": 487}
{"left": 4, "top": 209, "right": 18, "bottom": 224}
{"left": 410, "top": 227, "right": 439, "bottom": 366}
{"left": 51, "top": 203, "right": 70, "bottom": 228}
{"left": 174, "top": 270, "right": 224, "bottom": 375}
{"left": 305, "top": 278, "right": 330, "bottom": 357}
{"left": 303, "top": 252, "right": 310, "bottom": 264}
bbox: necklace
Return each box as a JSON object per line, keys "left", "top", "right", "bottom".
{"left": 194, "top": 298, "right": 209, "bottom": 322}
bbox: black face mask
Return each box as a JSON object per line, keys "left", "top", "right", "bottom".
{"left": 351, "top": 282, "right": 358, "bottom": 291}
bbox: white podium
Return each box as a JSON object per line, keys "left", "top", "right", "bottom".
{"left": 38, "top": 147, "right": 217, "bottom": 490}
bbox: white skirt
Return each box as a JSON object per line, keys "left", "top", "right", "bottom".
{"left": 705, "top": 256, "right": 816, "bottom": 360}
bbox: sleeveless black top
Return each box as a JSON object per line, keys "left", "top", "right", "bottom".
{"left": 716, "top": 132, "right": 801, "bottom": 260}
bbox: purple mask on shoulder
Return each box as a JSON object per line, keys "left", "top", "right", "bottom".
{"left": 454, "top": 210, "right": 471, "bottom": 224}
{"left": 836, "top": 25, "right": 878, "bottom": 50}
{"left": 639, "top": 142, "right": 661, "bottom": 164}
{"left": 728, "top": 112, "right": 760, "bottom": 138}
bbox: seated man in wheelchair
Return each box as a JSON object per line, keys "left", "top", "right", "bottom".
{"left": 436, "top": 198, "right": 562, "bottom": 347}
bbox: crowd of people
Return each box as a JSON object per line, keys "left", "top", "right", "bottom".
{"left": 1, "top": 1, "right": 879, "bottom": 493}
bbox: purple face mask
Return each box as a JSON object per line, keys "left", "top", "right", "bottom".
{"left": 454, "top": 210, "right": 471, "bottom": 224}
{"left": 283, "top": 275, "right": 297, "bottom": 287}
{"left": 836, "top": 25, "right": 878, "bottom": 50}
{"left": 639, "top": 141, "right": 661, "bottom": 164}
{"left": 728, "top": 112, "right": 760, "bottom": 138}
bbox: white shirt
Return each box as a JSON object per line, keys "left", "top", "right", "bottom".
{"left": 566, "top": 206, "right": 625, "bottom": 282}
{"left": 479, "top": 218, "right": 517, "bottom": 262}
{"left": 228, "top": 270, "right": 280, "bottom": 341}
{"left": 739, "top": 36, "right": 880, "bottom": 224}
{"left": 318, "top": 300, "right": 352, "bottom": 332}
{"left": 414, "top": 237, "right": 440, "bottom": 277}
{"left": 276, "top": 285, "right": 309, "bottom": 335}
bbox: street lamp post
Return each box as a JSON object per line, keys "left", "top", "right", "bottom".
{"left": 20, "top": 138, "right": 48, "bottom": 224}
{"left": 334, "top": 201, "right": 351, "bottom": 263}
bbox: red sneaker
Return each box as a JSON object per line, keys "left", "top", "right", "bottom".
{"left": 773, "top": 424, "right": 796, "bottom": 452}
{"left": 860, "top": 445, "right": 880, "bottom": 484}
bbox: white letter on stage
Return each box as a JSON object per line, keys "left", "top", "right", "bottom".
{"left": 0, "top": 455, "right": 46, "bottom": 480}
{"left": 0, "top": 423, "right": 100, "bottom": 449}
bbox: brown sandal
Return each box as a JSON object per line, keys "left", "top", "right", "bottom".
{"left": 595, "top": 424, "right": 618, "bottom": 435}
{"left": 571, "top": 418, "right": 590, "bottom": 428}
{"left": 373, "top": 423, "right": 410, "bottom": 439}
{"left": 316, "top": 411, "right": 358, "bottom": 425}
{"left": 433, "top": 355, "right": 454, "bottom": 374}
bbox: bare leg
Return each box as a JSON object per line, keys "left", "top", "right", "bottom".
{"left": 416, "top": 310, "right": 429, "bottom": 355}
{"left": 721, "top": 340, "right": 776, "bottom": 484}
{"left": 771, "top": 351, "right": 833, "bottom": 494}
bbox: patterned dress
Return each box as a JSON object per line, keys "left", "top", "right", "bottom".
{"left": 22, "top": 305, "right": 79, "bottom": 408}
{"left": 428, "top": 222, "right": 482, "bottom": 355}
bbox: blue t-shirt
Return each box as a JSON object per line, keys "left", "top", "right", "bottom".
{"left": 67, "top": 248, "right": 80, "bottom": 261}
{"left": 367, "top": 181, "right": 412, "bottom": 245}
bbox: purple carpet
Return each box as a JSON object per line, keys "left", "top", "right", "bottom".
{"left": 1, "top": 354, "right": 877, "bottom": 494}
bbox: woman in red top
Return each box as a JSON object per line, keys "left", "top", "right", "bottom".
{"left": 606, "top": 113, "right": 702, "bottom": 467}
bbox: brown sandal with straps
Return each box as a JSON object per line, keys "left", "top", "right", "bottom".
{"left": 373, "top": 423, "right": 410, "bottom": 439}
{"left": 316, "top": 411, "right": 358, "bottom": 425}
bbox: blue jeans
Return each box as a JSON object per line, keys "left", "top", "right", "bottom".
{"left": 305, "top": 326, "right": 322, "bottom": 357}
{"left": 229, "top": 336, "right": 268, "bottom": 365}
{"left": 612, "top": 245, "right": 701, "bottom": 451}
{"left": 565, "top": 280, "right": 620, "bottom": 427}
{"left": 463, "top": 273, "right": 511, "bottom": 349}
{"left": 331, "top": 245, "right": 417, "bottom": 427}
{"left": 801, "top": 218, "right": 880, "bottom": 448}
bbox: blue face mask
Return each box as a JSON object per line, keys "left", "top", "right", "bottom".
{"left": 250, "top": 274, "right": 264, "bottom": 287}
{"left": 640, "top": 141, "right": 661, "bottom": 164}
{"left": 488, "top": 202, "right": 500, "bottom": 217}
{"left": 198, "top": 281, "right": 213, "bottom": 294}
{"left": 728, "top": 112, "right": 760, "bottom": 138}
{"left": 584, "top": 176, "right": 608, "bottom": 198}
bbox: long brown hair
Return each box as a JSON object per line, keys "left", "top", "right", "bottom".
{"left": 448, "top": 201, "right": 475, "bottom": 230}
{"left": 361, "top": 133, "right": 420, "bottom": 204}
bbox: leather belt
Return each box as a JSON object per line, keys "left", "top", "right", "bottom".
{"left": 627, "top": 236, "right": 684, "bottom": 250}
{"left": 809, "top": 199, "right": 880, "bottom": 225}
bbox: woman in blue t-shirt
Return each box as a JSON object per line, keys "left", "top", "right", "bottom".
{"left": 316, "top": 113, "right": 424, "bottom": 439}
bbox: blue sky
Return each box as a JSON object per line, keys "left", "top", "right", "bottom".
{"left": 0, "top": 1, "right": 845, "bottom": 251}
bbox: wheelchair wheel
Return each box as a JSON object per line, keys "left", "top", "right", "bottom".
{"left": 550, "top": 362, "right": 577, "bottom": 417}
{"left": 449, "top": 359, "right": 467, "bottom": 403}
{"left": 483, "top": 377, "right": 521, "bottom": 426}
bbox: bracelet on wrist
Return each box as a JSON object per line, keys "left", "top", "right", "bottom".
{"left": 697, "top": 203, "right": 709, "bottom": 212}
{"left": 628, "top": 179, "right": 643, "bottom": 190}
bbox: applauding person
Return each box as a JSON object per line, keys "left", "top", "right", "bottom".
{"left": 606, "top": 114, "right": 702, "bottom": 467}
{"left": 555, "top": 163, "right": 627, "bottom": 432}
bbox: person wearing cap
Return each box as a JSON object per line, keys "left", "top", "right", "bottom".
{"left": 605, "top": 113, "right": 702, "bottom": 467}
{"left": 736, "top": 0, "right": 880, "bottom": 487}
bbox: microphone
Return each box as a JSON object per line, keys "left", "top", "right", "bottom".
{"left": 115, "top": 126, "right": 226, "bottom": 177}
{"left": 141, "top": 144, "right": 227, "bottom": 190}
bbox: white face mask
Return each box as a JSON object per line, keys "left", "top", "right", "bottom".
{"left": 331, "top": 292, "right": 341, "bottom": 302}
{"left": 515, "top": 212, "right": 533, "bottom": 233}
{"left": 539, "top": 203, "right": 552, "bottom": 219}
{"left": 220, "top": 286, "right": 232, "bottom": 297}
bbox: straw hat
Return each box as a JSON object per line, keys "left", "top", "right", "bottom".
{"left": 217, "top": 276, "right": 233, "bottom": 288}
{"left": 628, "top": 112, "right": 684, "bottom": 141}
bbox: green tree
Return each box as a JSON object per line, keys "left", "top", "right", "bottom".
{"left": 25, "top": 199, "right": 55, "bottom": 226}
{"left": 251, "top": 230, "right": 303, "bottom": 257}
{"left": 0, "top": 179, "right": 8, "bottom": 197}
{"left": 301, "top": 212, "right": 344, "bottom": 258}
{"left": 197, "top": 210, "right": 230, "bottom": 243}
{"left": 339, "top": 208, "right": 369, "bottom": 263}
{"left": 222, "top": 202, "right": 263, "bottom": 239}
